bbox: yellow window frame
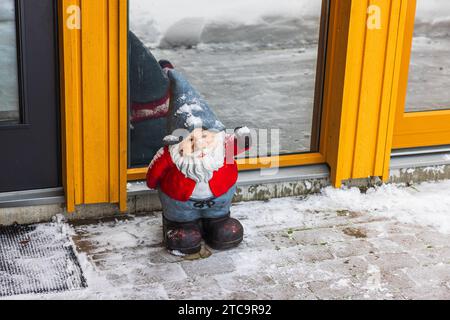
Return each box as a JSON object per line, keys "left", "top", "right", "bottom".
{"left": 393, "top": 0, "right": 450, "bottom": 149}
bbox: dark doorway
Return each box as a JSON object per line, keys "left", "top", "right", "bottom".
{"left": 0, "top": 0, "right": 61, "bottom": 193}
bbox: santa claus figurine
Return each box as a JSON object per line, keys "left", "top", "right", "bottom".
{"left": 146, "top": 63, "right": 251, "bottom": 255}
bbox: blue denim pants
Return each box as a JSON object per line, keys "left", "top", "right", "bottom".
{"left": 159, "top": 185, "right": 237, "bottom": 223}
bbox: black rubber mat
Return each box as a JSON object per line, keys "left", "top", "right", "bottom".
{"left": 0, "top": 223, "right": 87, "bottom": 297}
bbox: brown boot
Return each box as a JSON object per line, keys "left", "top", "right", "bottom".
{"left": 163, "top": 217, "right": 202, "bottom": 255}
{"left": 202, "top": 213, "right": 244, "bottom": 250}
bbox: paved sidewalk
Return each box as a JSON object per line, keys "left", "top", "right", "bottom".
{"left": 3, "top": 182, "right": 450, "bottom": 300}
{"left": 67, "top": 184, "right": 450, "bottom": 300}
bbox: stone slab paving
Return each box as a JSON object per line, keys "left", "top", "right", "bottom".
{"left": 68, "top": 200, "right": 450, "bottom": 300}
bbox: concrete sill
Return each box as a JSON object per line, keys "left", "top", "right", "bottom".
{"left": 127, "top": 164, "right": 331, "bottom": 196}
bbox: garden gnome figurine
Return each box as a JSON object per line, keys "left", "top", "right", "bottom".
{"left": 146, "top": 64, "right": 251, "bottom": 255}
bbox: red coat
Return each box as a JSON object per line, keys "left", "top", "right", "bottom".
{"left": 147, "top": 134, "right": 248, "bottom": 202}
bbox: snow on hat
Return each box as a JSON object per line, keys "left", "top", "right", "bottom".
{"left": 163, "top": 69, "right": 226, "bottom": 145}
{"left": 129, "top": 31, "right": 170, "bottom": 123}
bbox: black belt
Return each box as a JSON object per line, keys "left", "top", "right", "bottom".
{"left": 193, "top": 200, "right": 216, "bottom": 209}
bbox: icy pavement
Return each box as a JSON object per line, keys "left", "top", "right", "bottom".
{"left": 3, "top": 180, "right": 450, "bottom": 300}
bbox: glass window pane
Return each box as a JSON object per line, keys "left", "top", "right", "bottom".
{"left": 405, "top": 0, "right": 450, "bottom": 112}
{"left": 129, "top": 0, "right": 326, "bottom": 167}
{"left": 0, "top": 0, "right": 20, "bottom": 124}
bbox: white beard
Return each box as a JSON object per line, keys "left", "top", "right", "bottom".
{"left": 169, "top": 132, "right": 226, "bottom": 183}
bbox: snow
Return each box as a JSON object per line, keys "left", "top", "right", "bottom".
{"left": 2, "top": 179, "right": 450, "bottom": 299}
{"left": 185, "top": 114, "right": 204, "bottom": 128}
{"left": 174, "top": 103, "right": 205, "bottom": 128}
{"left": 177, "top": 103, "right": 203, "bottom": 115}
{"left": 130, "top": 0, "right": 321, "bottom": 48}
{"left": 169, "top": 250, "right": 187, "bottom": 257}
{"left": 235, "top": 126, "right": 250, "bottom": 136}
{"left": 363, "top": 265, "right": 383, "bottom": 292}
{"left": 160, "top": 18, "right": 205, "bottom": 48}
{"left": 300, "top": 183, "right": 450, "bottom": 235}
{"left": 163, "top": 135, "right": 181, "bottom": 144}
{"left": 414, "top": 0, "right": 450, "bottom": 25}
{"left": 233, "top": 180, "right": 450, "bottom": 236}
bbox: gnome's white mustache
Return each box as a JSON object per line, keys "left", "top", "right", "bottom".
{"left": 188, "top": 148, "right": 210, "bottom": 158}
{"left": 169, "top": 134, "right": 225, "bottom": 183}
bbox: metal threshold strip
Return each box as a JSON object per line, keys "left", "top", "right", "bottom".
{"left": 0, "top": 188, "right": 65, "bottom": 209}
{"left": 391, "top": 145, "right": 450, "bottom": 157}
{"left": 390, "top": 145, "right": 450, "bottom": 170}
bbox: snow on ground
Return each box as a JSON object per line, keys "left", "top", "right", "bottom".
{"left": 130, "top": 0, "right": 321, "bottom": 48}
{"left": 3, "top": 180, "right": 450, "bottom": 300}
{"left": 290, "top": 182, "right": 450, "bottom": 235}
{"left": 414, "top": 0, "right": 450, "bottom": 25}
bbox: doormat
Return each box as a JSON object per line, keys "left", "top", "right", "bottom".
{"left": 0, "top": 223, "right": 87, "bottom": 297}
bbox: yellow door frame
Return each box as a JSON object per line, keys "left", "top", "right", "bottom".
{"left": 323, "top": 0, "right": 408, "bottom": 187}
{"left": 392, "top": 0, "right": 450, "bottom": 149}
{"left": 59, "top": 0, "right": 128, "bottom": 212}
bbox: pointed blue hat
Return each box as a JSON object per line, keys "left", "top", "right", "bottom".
{"left": 164, "top": 69, "right": 226, "bottom": 144}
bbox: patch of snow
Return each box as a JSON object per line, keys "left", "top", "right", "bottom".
{"left": 234, "top": 180, "right": 450, "bottom": 235}
{"left": 363, "top": 265, "right": 384, "bottom": 292}
{"left": 414, "top": 0, "right": 450, "bottom": 25}
{"left": 163, "top": 135, "right": 181, "bottom": 144}
{"left": 311, "top": 183, "right": 450, "bottom": 234}
{"left": 304, "top": 181, "right": 312, "bottom": 190}
{"left": 160, "top": 18, "right": 206, "bottom": 48}
{"left": 169, "top": 250, "right": 186, "bottom": 257}
{"left": 127, "top": 181, "right": 147, "bottom": 193}
{"left": 133, "top": 101, "right": 169, "bottom": 119}
{"left": 177, "top": 103, "right": 203, "bottom": 115}
{"left": 423, "top": 166, "right": 446, "bottom": 174}
{"left": 185, "top": 114, "right": 204, "bottom": 128}
{"left": 332, "top": 278, "right": 351, "bottom": 289}
{"left": 235, "top": 126, "right": 250, "bottom": 136}
{"left": 130, "top": 0, "right": 322, "bottom": 48}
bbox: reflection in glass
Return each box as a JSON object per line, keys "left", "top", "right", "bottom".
{"left": 0, "top": 0, "right": 20, "bottom": 124}
{"left": 405, "top": 0, "right": 450, "bottom": 112}
{"left": 129, "top": 0, "right": 325, "bottom": 167}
